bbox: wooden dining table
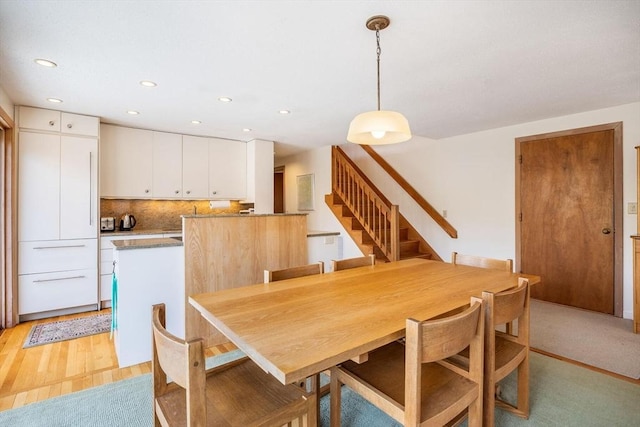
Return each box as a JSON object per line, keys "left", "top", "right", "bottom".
{"left": 189, "top": 258, "right": 540, "bottom": 387}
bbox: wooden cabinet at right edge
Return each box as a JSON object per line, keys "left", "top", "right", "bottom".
{"left": 633, "top": 146, "right": 640, "bottom": 333}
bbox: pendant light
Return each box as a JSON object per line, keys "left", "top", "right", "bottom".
{"left": 347, "top": 15, "right": 411, "bottom": 145}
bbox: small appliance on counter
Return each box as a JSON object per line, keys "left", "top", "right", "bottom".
{"left": 119, "top": 214, "right": 137, "bottom": 231}
{"left": 100, "top": 217, "right": 116, "bottom": 231}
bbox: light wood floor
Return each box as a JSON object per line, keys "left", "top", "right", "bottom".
{"left": 0, "top": 308, "right": 236, "bottom": 412}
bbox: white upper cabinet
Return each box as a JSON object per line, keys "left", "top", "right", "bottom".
{"left": 100, "top": 124, "right": 248, "bottom": 200}
{"left": 18, "top": 132, "right": 61, "bottom": 241}
{"left": 152, "top": 131, "right": 183, "bottom": 198}
{"left": 182, "top": 135, "right": 209, "bottom": 199}
{"left": 18, "top": 107, "right": 61, "bottom": 132}
{"left": 19, "top": 107, "right": 98, "bottom": 137}
{"left": 100, "top": 124, "right": 153, "bottom": 198}
{"left": 209, "top": 138, "right": 247, "bottom": 200}
{"left": 60, "top": 136, "right": 98, "bottom": 239}
{"left": 61, "top": 112, "right": 99, "bottom": 136}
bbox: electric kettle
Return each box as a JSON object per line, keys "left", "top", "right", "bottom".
{"left": 119, "top": 214, "right": 136, "bottom": 231}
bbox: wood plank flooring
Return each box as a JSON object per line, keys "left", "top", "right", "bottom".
{"left": 0, "top": 308, "right": 236, "bottom": 411}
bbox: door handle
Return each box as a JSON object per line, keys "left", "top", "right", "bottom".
{"left": 602, "top": 228, "right": 612, "bottom": 235}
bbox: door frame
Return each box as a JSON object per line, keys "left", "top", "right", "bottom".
{"left": 515, "top": 122, "right": 623, "bottom": 317}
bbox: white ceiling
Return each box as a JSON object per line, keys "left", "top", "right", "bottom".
{"left": 1, "top": 1, "right": 639, "bottom": 159}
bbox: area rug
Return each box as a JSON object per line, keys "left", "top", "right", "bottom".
{"left": 23, "top": 313, "right": 112, "bottom": 348}
{"left": 1, "top": 351, "right": 639, "bottom": 426}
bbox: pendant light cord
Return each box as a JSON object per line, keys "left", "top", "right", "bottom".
{"left": 376, "top": 27, "right": 381, "bottom": 111}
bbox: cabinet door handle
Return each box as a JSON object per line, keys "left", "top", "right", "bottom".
{"left": 33, "top": 275, "right": 85, "bottom": 283}
{"left": 49, "top": 120, "right": 55, "bottom": 126}
{"left": 175, "top": 190, "right": 180, "bottom": 194}
{"left": 145, "top": 189, "right": 150, "bottom": 194}
{"left": 89, "top": 152, "right": 93, "bottom": 225}
{"left": 212, "top": 191, "right": 217, "bottom": 195}
{"left": 33, "top": 244, "right": 87, "bottom": 249}
{"left": 67, "top": 123, "right": 73, "bottom": 129}
{"left": 186, "top": 190, "right": 191, "bottom": 194}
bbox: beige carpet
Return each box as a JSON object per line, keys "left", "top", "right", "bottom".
{"left": 530, "top": 298, "right": 640, "bottom": 379}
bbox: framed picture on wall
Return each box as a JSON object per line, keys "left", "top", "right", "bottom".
{"left": 297, "top": 173, "right": 314, "bottom": 211}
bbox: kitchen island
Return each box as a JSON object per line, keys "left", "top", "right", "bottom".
{"left": 112, "top": 236, "right": 184, "bottom": 367}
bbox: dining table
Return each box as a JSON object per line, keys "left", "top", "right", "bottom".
{"left": 189, "top": 258, "right": 540, "bottom": 424}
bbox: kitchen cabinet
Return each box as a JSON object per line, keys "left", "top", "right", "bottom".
{"left": 19, "top": 106, "right": 99, "bottom": 136}
{"left": 209, "top": 138, "right": 246, "bottom": 200}
{"left": 182, "top": 135, "right": 209, "bottom": 198}
{"left": 60, "top": 136, "right": 98, "bottom": 239}
{"left": 18, "top": 132, "right": 60, "bottom": 241}
{"left": 101, "top": 124, "right": 247, "bottom": 200}
{"left": 152, "top": 131, "right": 183, "bottom": 198}
{"left": 100, "top": 124, "right": 153, "bottom": 198}
{"left": 18, "top": 132, "right": 98, "bottom": 241}
{"left": 17, "top": 106, "right": 99, "bottom": 320}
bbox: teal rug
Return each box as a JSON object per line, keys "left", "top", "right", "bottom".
{"left": 1, "top": 351, "right": 638, "bottom": 426}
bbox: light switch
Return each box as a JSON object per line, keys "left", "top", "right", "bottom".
{"left": 628, "top": 202, "right": 638, "bottom": 215}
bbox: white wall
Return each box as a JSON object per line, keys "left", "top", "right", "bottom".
{"left": 278, "top": 146, "right": 362, "bottom": 260}
{"left": 298, "top": 102, "right": 640, "bottom": 319}
{"left": 0, "top": 85, "right": 14, "bottom": 120}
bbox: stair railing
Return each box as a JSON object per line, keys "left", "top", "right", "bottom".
{"left": 332, "top": 146, "right": 400, "bottom": 261}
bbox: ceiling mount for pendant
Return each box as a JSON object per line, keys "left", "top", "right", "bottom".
{"left": 366, "top": 15, "right": 390, "bottom": 31}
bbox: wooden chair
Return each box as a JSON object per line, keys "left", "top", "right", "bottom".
{"left": 264, "top": 261, "right": 324, "bottom": 283}
{"left": 331, "top": 254, "right": 376, "bottom": 271}
{"left": 451, "top": 252, "right": 513, "bottom": 272}
{"left": 482, "top": 278, "right": 530, "bottom": 426}
{"left": 330, "top": 298, "right": 485, "bottom": 427}
{"left": 151, "top": 303, "right": 316, "bottom": 427}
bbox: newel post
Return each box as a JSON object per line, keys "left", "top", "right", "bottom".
{"left": 390, "top": 204, "right": 400, "bottom": 261}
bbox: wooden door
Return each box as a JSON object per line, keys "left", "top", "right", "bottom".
{"left": 517, "top": 124, "right": 622, "bottom": 315}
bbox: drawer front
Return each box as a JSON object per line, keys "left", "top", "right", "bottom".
{"left": 19, "top": 239, "right": 97, "bottom": 274}
{"left": 19, "top": 106, "right": 61, "bottom": 132}
{"left": 19, "top": 269, "right": 97, "bottom": 315}
{"left": 61, "top": 112, "right": 99, "bottom": 137}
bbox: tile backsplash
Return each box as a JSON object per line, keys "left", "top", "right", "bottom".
{"left": 100, "top": 199, "right": 252, "bottom": 230}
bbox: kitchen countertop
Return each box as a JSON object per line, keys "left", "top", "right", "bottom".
{"left": 307, "top": 230, "right": 340, "bottom": 237}
{"left": 101, "top": 228, "right": 182, "bottom": 237}
{"left": 112, "top": 237, "right": 183, "bottom": 250}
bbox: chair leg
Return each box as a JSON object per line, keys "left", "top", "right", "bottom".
{"left": 483, "top": 372, "right": 496, "bottom": 427}
{"left": 330, "top": 368, "right": 342, "bottom": 427}
{"left": 467, "top": 394, "right": 482, "bottom": 427}
{"left": 516, "top": 354, "right": 530, "bottom": 418}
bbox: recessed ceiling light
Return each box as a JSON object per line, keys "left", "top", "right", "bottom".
{"left": 279, "top": 110, "right": 290, "bottom": 115}
{"left": 242, "top": 128, "right": 252, "bottom": 132}
{"left": 191, "top": 120, "right": 201, "bottom": 124}
{"left": 139, "top": 80, "right": 157, "bottom": 87}
{"left": 127, "top": 110, "right": 139, "bottom": 115}
{"left": 218, "top": 97, "right": 232, "bottom": 103}
{"left": 46, "top": 98, "right": 63, "bottom": 103}
{"left": 35, "top": 59, "right": 57, "bottom": 68}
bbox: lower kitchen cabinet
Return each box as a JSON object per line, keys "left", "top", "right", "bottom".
{"left": 19, "top": 269, "right": 97, "bottom": 315}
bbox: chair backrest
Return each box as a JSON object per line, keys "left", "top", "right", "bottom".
{"left": 483, "top": 277, "right": 530, "bottom": 338}
{"left": 404, "top": 298, "right": 484, "bottom": 426}
{"left": 152, "top": 303, "right": 206, "bottom": 425}
{"left": 332, "top": 254, "right": 376, "bottom": 271}
{"left": 264, "top": 261, "right": 324, "bottom": 283}
{"left": 451, "top": 251, "right": 513, "bottom": 272}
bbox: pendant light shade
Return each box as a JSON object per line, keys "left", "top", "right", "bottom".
{"left": 347, "top": 110, "right": 411, "bottom": 145}
{"left": 347, "top": 15, "right": 411, "bottom": 145}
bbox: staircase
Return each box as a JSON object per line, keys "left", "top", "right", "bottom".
{"left": 325, "top": 193, "right": 440, "bottom": 262}
{"left": 326, "top": 146, "right": 442, "bottom": 263}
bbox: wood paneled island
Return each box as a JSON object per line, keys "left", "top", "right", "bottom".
{"left": 183, "top": 213, "right": 308, "bottom": 345}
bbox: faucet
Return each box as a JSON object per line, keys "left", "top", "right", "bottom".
{"left": 193, "top": 205, "right": 197, "bottom": 215}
